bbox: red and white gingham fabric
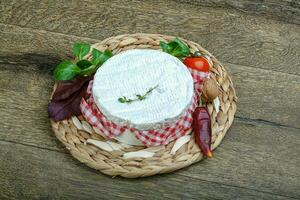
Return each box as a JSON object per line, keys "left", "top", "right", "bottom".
{"left": 80, "top": 69, "right": 208, "bottom": 146}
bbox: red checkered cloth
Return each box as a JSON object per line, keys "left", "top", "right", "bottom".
{"left": 80, "top": 69, "right": 208, "bottom": 146}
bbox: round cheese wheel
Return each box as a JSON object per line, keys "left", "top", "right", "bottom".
{"left": 92, "top": 49, "right": 194, "bottom": 130}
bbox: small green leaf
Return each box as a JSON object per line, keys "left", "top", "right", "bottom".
{"left": 171, "top": 38, "right": 190, "bottom": 57}
{"left": 91, "top": 49, "right": 113, "bottom": 66}
{"left": 99, "top": 50, "right": 113, "bottom": 64}
{"left": 73, "top": 43, "right": 91, "bottom": 60}
{"left": 118, "top": 96, "right": 133, "bottom": 103}
{"left": 76, "top": 59, "right": 93, "bottom": 69}
{"left": 159, "top": 38, "right": 190, "bottom": 59}
{"left": 136, "top": 94, "right": 146, "bottom": 100}
{"left": 91, "top": 48, "right": 102, "bottom": 65}
{"left": 54, "top": 61, "right": 81, "bottom": 80}
{"left": 78, "top": 64, "right": 97, "bottom": 76}
{"left": 160, "top": 41, "right": 171, "bottom": 53}
{"left": 118, "top": 97, "right": 126, "bottom": 103}
{"left": 78, "top": 49, "right": 113, "bottom": 76}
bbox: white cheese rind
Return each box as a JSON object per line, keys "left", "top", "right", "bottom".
{"left": 92, "top": 49, "right": 194, "bottom": 130}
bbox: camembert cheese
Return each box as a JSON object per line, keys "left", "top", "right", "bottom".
{"left": 92, "top": 49, "right": 194, "bottom": 130}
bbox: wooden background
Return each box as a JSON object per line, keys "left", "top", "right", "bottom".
{"left": 0, "top": 0, "right": 299, "bottom": 199}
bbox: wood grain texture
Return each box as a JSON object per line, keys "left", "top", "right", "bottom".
{"left": 0, "top": 0, "right": 299, "bottom": 75}
{"left": 227, "top": 63, "right": 300, "bottom": 129}
{"left": 0, "top": 24, "right": 98, "bottom": 56}
{"left": 0, "top": 60, "right": 299, "bottom": 197}
{"left": 0, "top": 131, "right": 298, "bottom": 200}
{"left": 174, "top": 0, "right": 300, "bottom": 25}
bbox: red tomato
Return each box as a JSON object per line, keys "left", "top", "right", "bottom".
{"left": 183, "top": 57, "right": 210, "bottom": 72}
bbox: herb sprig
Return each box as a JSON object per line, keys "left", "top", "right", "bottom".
{"left": 160, "top": 38, "right": 190, "bottom": 59}
{"left": 54, "top": 43, "right": 113, "bottom": 80}
{"left": 118, "top": 85, "right": 159, "bottom": 104}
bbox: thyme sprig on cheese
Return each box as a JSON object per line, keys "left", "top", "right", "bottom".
{"left": 118, "top": 85, "right": 159, "bottom": 104}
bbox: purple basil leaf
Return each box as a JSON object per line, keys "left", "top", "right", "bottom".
{"left": 48, "top": 76, "right": 92, "bottom": 121}
{"left": 52, "top": 76, "right": 92, "bottom": 101}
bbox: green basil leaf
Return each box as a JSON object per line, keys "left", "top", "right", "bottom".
{"left": 72, "top": 43, "right": 91, "bottom": 60}
{"left": 76, "top": 59, "right": 93, "bottom": 69}
{"left": 78, "top": 49, "right": 113, "bottom": 76}
{"left": 160, "top": 41, "right": 172, "bottom": 53}
{"left": 159, "top": 38, "right": 190, "bottom": 59}
{"left": 91, "top": 49, "right": 113, "bottom": 66}
{"left": 171, "top": 38, "right": 190, "bottom": 57}
{"left": 99, "top": 50, "right": 113, "bottom": 64}
{"left": 79, "top": 64, "right": 97, "bottom": 76}
{"left": 91, "top": 48, "right": 102, "bottom": 65}
{"left": 54, "top": 61, "right": 81, "bottom": 81}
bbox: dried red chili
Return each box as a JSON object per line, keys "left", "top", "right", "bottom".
{"left": 192, "top": 106, "right": 212, "bottom": 158}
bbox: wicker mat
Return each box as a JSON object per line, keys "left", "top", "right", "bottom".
{"left": 50, "top": 34, "right": 237, "bottom": 178}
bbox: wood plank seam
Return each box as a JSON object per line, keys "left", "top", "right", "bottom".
{"left": 225, "top": 62, "right": 300, "bottom": 77}
{"left": 0, "top": 138, "right": 65, "bottom": 153}
{"left": 235, "top": 116, "right": 300, "bottom": 130}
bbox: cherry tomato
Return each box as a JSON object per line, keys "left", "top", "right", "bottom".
{"left": 183, "top": 57, "right": 210, "bottom": 72}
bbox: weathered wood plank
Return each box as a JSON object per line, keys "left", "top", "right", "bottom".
{"left": 0, "top": 59, "right": 300, "bottom": 197}
{"left": 174, "top": 0, "right": 300, "bottom": 25}
{"left": 2, "top": 0, "right": 299, "bottom": 24}
{"left": 0, "top": 1, "right": 299, "bottom": 75}
{"left": 0, "top": 24, "right": 98, "bottom": 56}
{"left": 227, "top": 63, "right": 300, "bottom": 129}
{"left": 0, "top": 140, "right": 297, "bottom": 200}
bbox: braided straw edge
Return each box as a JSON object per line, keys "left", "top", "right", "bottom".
{"left": 50, "top": 33, "right": 237, "bottom": 178}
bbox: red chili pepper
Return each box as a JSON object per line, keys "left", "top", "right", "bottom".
{"left": 193, "top": 106, "right": 212, "bottom": 158}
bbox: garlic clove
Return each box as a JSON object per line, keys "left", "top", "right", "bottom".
{"left": 123, "top": 150, "right": 155, "bottom": 159}
{"left": 86, "top": 139, "right": 113, "bottom": 151}
{"left": 107, "top": 141, "right": 124, "bottom": 151}
{"left": 213, "top": 97, "right": 220, "bottom": 113}
{"left": 171, "top": 135, "right": 191, "bottom": 155}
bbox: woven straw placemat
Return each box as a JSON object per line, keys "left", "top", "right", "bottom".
{"left": 50, "top": 34, "right": 237, "bottom": 178}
